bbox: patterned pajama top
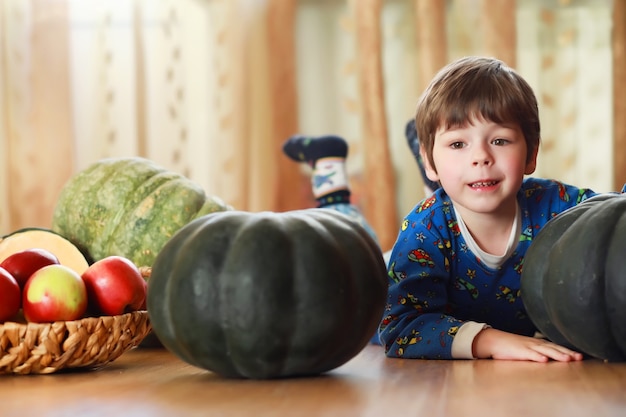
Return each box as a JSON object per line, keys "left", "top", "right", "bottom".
{"left": 379, "top": 178, "right": 603, "bottom": 359}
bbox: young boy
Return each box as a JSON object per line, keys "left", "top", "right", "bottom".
{"left": 380, "top": 56, "right": 624, "bottom": 362}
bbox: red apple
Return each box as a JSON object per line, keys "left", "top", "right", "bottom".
{"left": 0, "top": 267, "right": 21, "bottom": 322}
{"left": 81, "top": 256, "right": 147, "bottom": 316}
{"left": 22, "top": 264, "right": 88, "bottom": 323}
{"left": 0, "top": 248, "right": 60, "bottom": 289}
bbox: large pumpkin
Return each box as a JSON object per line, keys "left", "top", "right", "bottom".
{"left": 147, "top": 208, "right": 388, "bottom": 379}
{"left": 521, "top": 193, "right": 626, "bottom": 361}
{"left": 51, "top": 157, "right": 231, "bottom": 267}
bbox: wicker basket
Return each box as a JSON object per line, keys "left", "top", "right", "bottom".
{"left": 0, "top": 310, "right": 151, "bottom": 375}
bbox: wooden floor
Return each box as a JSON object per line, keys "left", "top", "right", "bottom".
{"left": 1, "top": 344, "right": 626, "bottom": 417}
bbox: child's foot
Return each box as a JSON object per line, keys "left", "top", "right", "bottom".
{"left": 282, "top": 135, "right": 348, "bottom": 165}
{"left": 405, "top": 119, "right": 420, "bottom": 161}
{"left": 405, "top": 119, "right": 440, "bottom": 193}
{"left": 280, "top": 133, "right": 379, "bottom": 244}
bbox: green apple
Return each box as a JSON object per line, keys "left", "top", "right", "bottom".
{"left": 22, "top": 264, "right": 88, "bottom": 323}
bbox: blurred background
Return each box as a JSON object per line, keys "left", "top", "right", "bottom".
{"left": 1, "top": 0, "right": 624, "bottom": 253}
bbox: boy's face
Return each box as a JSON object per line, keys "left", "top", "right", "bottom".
{"left": 421, "top": 117, "right": 538, "bottom": 216}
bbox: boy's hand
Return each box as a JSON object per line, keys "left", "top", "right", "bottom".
{"left": 472, "top": 328, "right": 584, "bottom": 362}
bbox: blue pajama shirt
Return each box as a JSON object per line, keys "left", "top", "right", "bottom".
{"left": 379, "top": 178, "right": 602, "bottom": 359}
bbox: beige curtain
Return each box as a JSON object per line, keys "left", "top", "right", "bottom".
{"left": 1, "top": 0, "right": 623, "bottom": 253}
{"left": 0, "top": 0, "right": 74, "bottom": 232}
{"left": 614, "top": 0, "right": 626, "bottom": 187}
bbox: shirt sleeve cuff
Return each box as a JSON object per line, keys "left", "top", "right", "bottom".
{"left": 451, "top": 321, "right": 490, "bottom": 359}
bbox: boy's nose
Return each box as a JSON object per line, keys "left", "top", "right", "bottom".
{"left": 473, "top": 158, "right": 491, "bottom": 166}
{"left": 472, "top": 146, "right": 493, "bottom": 166}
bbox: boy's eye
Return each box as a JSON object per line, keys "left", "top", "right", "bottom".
{"left": 492, "top": 138, "right": 508, "bottom": 146}
{"left": 450, "top": 142, "right": 464, "bottom": 149}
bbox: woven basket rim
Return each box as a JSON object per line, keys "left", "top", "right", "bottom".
{"left": 0, "top": 310, "right": 151, "bottom": 375}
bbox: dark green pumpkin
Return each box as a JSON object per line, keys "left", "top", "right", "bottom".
{"left": 521, "top": 193, "right": 626, "bottom": 361}
{"left": 147, "top": 208, "right": 388, "bottom": 379}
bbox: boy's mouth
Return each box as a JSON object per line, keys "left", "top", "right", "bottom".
{"left": 470, "top": 180, "right": 498, "bottom": 188}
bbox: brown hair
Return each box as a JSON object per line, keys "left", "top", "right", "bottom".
{"left": 415, "top": 56, "right": 540, "bottom": 172}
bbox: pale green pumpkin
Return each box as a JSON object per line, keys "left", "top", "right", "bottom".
{"left": 51, "top": 157, "right": 231, "bottom": 267}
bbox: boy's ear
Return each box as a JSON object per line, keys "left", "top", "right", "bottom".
{"left": 524, "top": 146, "right": 539, "bottom": 175}
{"left": 420, "top": 146, "right": 440, "bottom": 182}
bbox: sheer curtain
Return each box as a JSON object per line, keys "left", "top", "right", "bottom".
{"left": 0, "top": 0, "right": 620, "bottom": 253}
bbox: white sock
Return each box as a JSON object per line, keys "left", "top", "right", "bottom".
{"left": 312, "top": 157, "right": 349, "bottom": 198}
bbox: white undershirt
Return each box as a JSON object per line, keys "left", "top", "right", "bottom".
{"left": 452, "top": 204, "right": 522, "bottom": 359}
{"left": 450, "top": 203, "right": 522, "bottom": 358}
{"left": 453, "top": 203, "right": 521, "bottom": 269}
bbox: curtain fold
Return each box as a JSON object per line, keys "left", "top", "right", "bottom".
{"left": 2, "top": 0, "right": 74, "bottom": 232}
{"left": 0, "top": 0, "right": 8, "bottom": 233}
{"left": 613, "top": 0, "right": 626, "bottom": 189}
{"left": 480, "top": 0, "right": 517, "bottom": 66}
{"left": 415, "top": 0, "right": 447, "bottom": 91}
{"left": 350, "top": 0, "right": 398, "bottom": 251}
{"left": 211, "top": 0, "right": 251, "bottom": 211}
{"left": 267, "top": 0, "right": 310, "bottom": 212}
{"left": 133, "top": 0, "right": 148, "bottom": 158}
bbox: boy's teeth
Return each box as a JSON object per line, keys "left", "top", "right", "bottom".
{"left": 472, "top": 181, "right": 496, "bottom": 187}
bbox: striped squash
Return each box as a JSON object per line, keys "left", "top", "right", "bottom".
{"left": 51, "top": 157, "right": 231, "bottom": 268}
